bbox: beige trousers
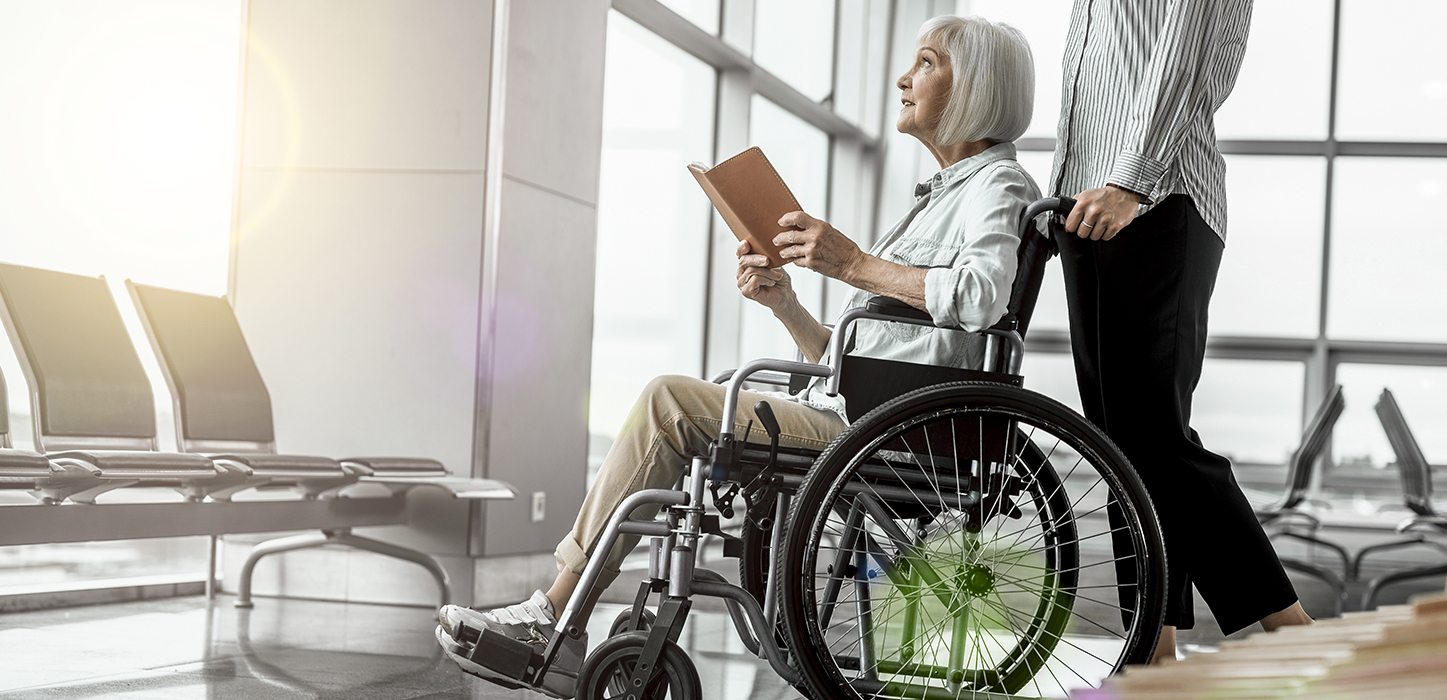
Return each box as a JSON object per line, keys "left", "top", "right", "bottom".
{"left": 555, "top": 374, "right": 848, "bottom": 586}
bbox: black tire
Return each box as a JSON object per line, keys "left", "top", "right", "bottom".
{"left": 576, "top": 631, "right": 701, "bottom": 700}
{"left": 738, "top": 516, "right": 771, "bottom": 605}
{"left": 608, "top": 608, "right": 656, "bottom": 638}
{"left": 779, "top": 381, "right": 1166, "bottom": 700}
{"left": 738, "top": 516, "right": 791, "bottom": 649}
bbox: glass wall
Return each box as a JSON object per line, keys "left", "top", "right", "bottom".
{"left": 0, "top": 0, "right": 243, "bottom": 592}
{"left": 736, "top": 96, "right": 832, "bottom": 364}
{"left": 967, "top": 0, "right": 1447, "bottom": 490}
{"left": 589, "top": 1, "right": 891, "bottom": 471}
{"left": 593, "top": 0, "right": 1447, "bottom": 501}
{"left": 589, "top": 14, "right": 718, "bottom": 475}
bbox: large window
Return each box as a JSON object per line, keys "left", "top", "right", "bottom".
{"left": 737, "top": 95, "right": 832, "bottom": 364}
{"left": 589, "top": 12, "right": 718, "bottom": 473}
{"left": 970, "top": 0, "right": 1447, "bottom": 486}
{"left": 0, "top": 0, "right": 243, "bottom": 592}
{"left": 596, "top": 0, "right": 1447, "bottom": 500}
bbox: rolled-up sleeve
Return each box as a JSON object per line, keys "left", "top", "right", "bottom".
{"left": 922, "top": 166, "right": 1030, "bottom": 331}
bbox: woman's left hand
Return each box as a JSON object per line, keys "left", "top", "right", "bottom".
{"left": 775, "top": 211, "right": 865, "bottom": 281}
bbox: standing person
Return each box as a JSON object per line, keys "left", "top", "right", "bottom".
{"left": 1050, "top": 0, "right": 1312, "bottom": 663}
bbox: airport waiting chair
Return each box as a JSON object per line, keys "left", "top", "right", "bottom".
{"left": 1357, "top": 388, "right": 1447, "bottom": 609}
{"left": 124, "top": 280, "right": 514, "bottom": 606}
{"left": 0, "top": 263, "right": 221, "bottom": 503}
{"left": 0, "top": 367, "right": 81, "bottom": 497}
{"left": 1250, "top": 384, "right": 1350, "bottom": 612}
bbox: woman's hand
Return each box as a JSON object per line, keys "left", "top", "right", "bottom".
{"left": 737, "top": 240, "right": 796, "bottom": 313}
{"left": 775, "top": 211, "right": 866, "bottom": 282}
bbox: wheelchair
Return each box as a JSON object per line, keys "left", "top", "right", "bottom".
{"left": 448, "top": 197, "right": 1168, "bottom": 700}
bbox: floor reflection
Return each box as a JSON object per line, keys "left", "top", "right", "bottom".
{"left": 0, "top": 596, "right": 796, "bottom": 699}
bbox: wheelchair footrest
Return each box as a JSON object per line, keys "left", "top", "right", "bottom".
{"left": 461, "top": 624, "right": 544, "bottom": 682}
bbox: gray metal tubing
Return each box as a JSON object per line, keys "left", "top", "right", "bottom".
{"left": 981, "top": 328, "right": 1024, "bottom": 375}
{"left": 552, "top": 488, "right": 687, "bottom": 638}
{"left": 693, "top": 579, "right": 804, "bottom": 686}
{"left": 761, "top": 492, "right": 790, "bottom": 632}
{"left": 619, "top": 521, "right": 671, "bottom": 537}
{"left": 692, "top": 568, "right": 761, "bottom": 656}
{"left": 710, "top": 369, "right": 794, "bottom": 387}
{"left": 1362, "top": 562, "right": 1447, "bottom": 610}
{"left": 234, "top": 529, "right": 450, "bottom": 608}
{"left": 1278, "top": 557, "right": 1345, "bottom": 617}
{"left": 721, "top": 359, "right": 833, "bottom": 440}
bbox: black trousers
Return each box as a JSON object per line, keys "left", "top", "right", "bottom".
{"left": 1056, "top": 195, "right": 1298, "bottom": 634}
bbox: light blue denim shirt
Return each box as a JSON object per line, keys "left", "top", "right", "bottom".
{"left": 790, "top": 142, "right": 1040, "bottom": 421}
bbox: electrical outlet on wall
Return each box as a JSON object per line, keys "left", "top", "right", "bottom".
{"left": 531, "top": 491, "right": 546, "bottom": 523}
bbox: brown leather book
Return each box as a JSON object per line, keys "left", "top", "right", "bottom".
{"left": 688, "top": 146, "right": 801, "bottom": 269}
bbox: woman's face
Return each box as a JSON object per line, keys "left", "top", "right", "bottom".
{"left": 896, "top": 36, "right": 952, "bottom": 143}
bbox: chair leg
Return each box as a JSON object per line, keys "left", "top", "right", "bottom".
{"left": 1278, "top": 557, "right": 1345, "bottom": 617}
{"left": 1351, "top": 536, "right": 1426, "bottom": 581}
{"left": 1361, "top": 562, "right": 1447, "bottom": 610}
{"left": 233, "top": 528, "right": 452, "bottom": 609}
{"left": 1271, "top": 530, "right": 1352, "bottom": 580}
{"left": 325, "top": 530, "right": 452, "bottom": 606}
{"left": 235, "top": 532, "right": 334, "bottom": 608}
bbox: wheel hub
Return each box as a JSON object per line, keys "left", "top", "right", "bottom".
{"left": 962, "top": 564, "right": 995, "bottom": 596}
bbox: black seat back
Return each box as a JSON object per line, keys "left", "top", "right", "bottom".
{"left": 0, "top": 264, "right": 157, "bottom": 451}
{"left": 1375, "top": 388, "right": 1434, "bottom": 516}
{"left": 1278, "top": 384, "right": 1345, "bottom": 510}
{"left": 995, "top": 196, "right": 1072, "bottom": 340}
{"left": 127, "top": 282, "right": 276, "bottom": 451}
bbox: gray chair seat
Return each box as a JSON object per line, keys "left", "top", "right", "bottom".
{"left": 0, "top": 448, "right": 51, "bottom": 474}
{"left": 209, "top": 453, "right": 346, "bottom": 478}
{"left": 339, "top": 456, "right": 446, "bottom": 477}
{"left": 47, "top": 450, "right": 219, "bottom": 480}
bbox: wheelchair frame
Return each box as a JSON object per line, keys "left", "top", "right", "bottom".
{"left": 450, "top": 197, "right": 1165, "bottom": 699}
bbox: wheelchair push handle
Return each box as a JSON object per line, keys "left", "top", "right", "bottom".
{"left": 1018, "top": 196, "right": 1076, "bottom": 240}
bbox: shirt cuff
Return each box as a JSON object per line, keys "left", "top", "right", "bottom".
{"left": 923, "top": 267, "right": 954, "bottom": 328}
{"left": 1107, "top": 150, "right": 1167, "bottom": 201}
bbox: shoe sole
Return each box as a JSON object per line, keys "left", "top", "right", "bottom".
{"left": 434, "top": 625, "right": 575, "bottom": 699}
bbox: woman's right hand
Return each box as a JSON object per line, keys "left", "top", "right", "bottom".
{"left": 736, "top": 240, "right": 795, "bottom": 313}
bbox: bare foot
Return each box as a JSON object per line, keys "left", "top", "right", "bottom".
{"left": 1261, "top": 601, "right": 1312, "bottom": 632}
{"left": 1149, "top": 625, "right": 1177, "bottom": 665}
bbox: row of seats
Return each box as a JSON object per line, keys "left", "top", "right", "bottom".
{"left": 0, "top": 262, "right": 514, "bottom": 605}
{"left": 1247, "top": 382, "right": 1447, "bottom": 610}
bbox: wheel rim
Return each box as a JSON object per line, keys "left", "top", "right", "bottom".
{"left": 789, "top": 388, "right": 1163, "bottom": 699}
{"left": 585, "top": 640, "right": 681, "bottom": 700}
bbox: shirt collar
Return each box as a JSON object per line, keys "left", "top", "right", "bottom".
{"left": 914, "top": 141, "right": 1018, "bottom": 198}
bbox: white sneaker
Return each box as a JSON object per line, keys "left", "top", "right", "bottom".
{"left": 439, "top": 589, "right": 557, "bottom": 639}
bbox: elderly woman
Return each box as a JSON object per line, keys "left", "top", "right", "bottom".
{"left": 441, "top": 14, "right": 1037, "bottom": 694}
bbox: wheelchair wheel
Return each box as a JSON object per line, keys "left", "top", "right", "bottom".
{"left": 576, "top": 631, "right": 701, "bottom": 700}
{"left": 779, "top": 382, "right": 1166, "bottom": 700}
{"left": 608, "top": 607, "right": 656, "bottom": 637}
{"left": 739, "top": 517, "right": 771, "bottom": 605}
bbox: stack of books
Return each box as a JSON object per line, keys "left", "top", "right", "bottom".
{"left": 1073, "top": 594, "right": 1447, "bottom": 699}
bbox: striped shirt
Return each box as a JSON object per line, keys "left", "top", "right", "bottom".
{"left": 1049, "top": 0, "right": 1253, "bottom": 241}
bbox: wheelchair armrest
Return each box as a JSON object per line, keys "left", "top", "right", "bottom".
{"left": 719, "top": 359, "right": 833, "bottom": 441}
{"left": 864, "top": 296, "right": 937, "bottom": 325}
{"left": 710, "top": 369, "right": 794, "bottom": 387}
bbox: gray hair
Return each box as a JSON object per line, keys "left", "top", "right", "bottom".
{"left": 917, "top": 15, "right": 1035, "bottom": 145}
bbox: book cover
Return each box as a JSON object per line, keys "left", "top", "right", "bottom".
{"left": 688, "top": 146, "right": 801, "bottom": 269}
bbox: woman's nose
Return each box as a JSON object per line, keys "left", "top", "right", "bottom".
{"left": 896, "top": 73, "right": 908, "bottom": 90}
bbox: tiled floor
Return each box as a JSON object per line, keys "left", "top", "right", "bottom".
{"left": 0, "top": 561, "right": 1439, "bottom": 699}
{"left": 0, "top": 594, "right": 788, "bottom": 700}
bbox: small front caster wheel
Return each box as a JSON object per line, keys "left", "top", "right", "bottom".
{"left": 576, "top": 631, "right": 700, "bottom": 700}
{"left": 608, "top": 607, "right": 656, "bottom": 637}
